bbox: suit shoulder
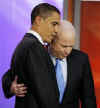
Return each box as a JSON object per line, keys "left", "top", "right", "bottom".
{"left": 12, "top": 33, "right": 38, "bottom": 57}
{"left": 69, "top": 49, "right": 90, "bottom": 64}
{"left": 16, "top": 33, "right": 38, "bottom": 51}
{"left": 72, "top": 49, "right": 88, "bottom": 56}
{"left": 72, "top": 49, "right": 88, "bottom": 57}
{"left": 19, "top": 33, "right": 38, "bottom": 49}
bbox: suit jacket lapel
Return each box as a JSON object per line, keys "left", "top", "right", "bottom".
{"left": 62, "top": 53, "right": 73, "bottom": 102}
{"left": 42, "top": 47, "right": 60, "bottom": 101}
{"left": 37, "top": 38, "right": 60, "bottom": 102}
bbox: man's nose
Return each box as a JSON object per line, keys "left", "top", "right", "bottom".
{"left": 54, "top": 25, "right": 59, "bottom": 33}
{"left": 65, "top": 48, "right": 70, "bottom": 54}
{"left": 66, "top": 48, "right": 72, "bottom": 55}
{"left": 64, "top": 50, "right": 68, "bottom": 55}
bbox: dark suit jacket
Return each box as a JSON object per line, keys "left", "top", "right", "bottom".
{"left": 2, "top": 33, "right": 97, "bottom": 108}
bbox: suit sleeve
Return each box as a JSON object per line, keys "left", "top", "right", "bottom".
{"left": 2, "top": 42, "right": 28, "bottom": 98}
{"left": 80, "top": 55, "right": 97, "bottom": 108}
{"left": 2, "top": 69, "right": 14, "bottom": 98}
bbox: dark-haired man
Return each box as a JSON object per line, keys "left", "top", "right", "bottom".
{"left": 2, "top": 3, "right": 60, "bottom": 108}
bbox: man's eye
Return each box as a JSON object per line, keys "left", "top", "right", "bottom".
{"left": 52, "top": 22, "right": 58, "bottom": 26}
{"left": 62, "top": 45, "right": 73, "bottom": 48}
{"left": 67, "top": 46, "right": 73, "bottom": 47}
{"left": 52, "top": 23, "right": 56, "bottom": 26}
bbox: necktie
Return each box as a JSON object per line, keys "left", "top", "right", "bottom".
{"left": 55, "top": 59, "right": 65, "bottom": 103}
{"left": 43, "top": 45, "right": 48, "bottom": 51}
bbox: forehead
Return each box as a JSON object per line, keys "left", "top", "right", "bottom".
{"left": 58, "top": 32, "right": 75, "bottom": 45}
{"left": 45, "top": 12, "right": 60, "bottom": 23}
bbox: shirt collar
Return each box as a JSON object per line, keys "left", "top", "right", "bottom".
{"left": 50, "top": 55, "right": 66, "bottom": 66}
{"left": 27, "top": 29, "right": 44, "bottom": 45}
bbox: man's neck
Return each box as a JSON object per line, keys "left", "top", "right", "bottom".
{"left": 28, "top": 29, "right": 44, "bottom": 45}
{"left": 31, "top": 26, "right": 45, "bottom": 42}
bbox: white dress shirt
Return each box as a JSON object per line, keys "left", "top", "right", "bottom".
{"left": 27, "top": 29, "right": 44, "bottom": 45}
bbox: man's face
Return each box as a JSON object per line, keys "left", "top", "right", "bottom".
{"left": 39, "top": 12, "right": 60, "bottom": 43}
{"left": 51, "top": 32, "right": 75, "bottom": 59}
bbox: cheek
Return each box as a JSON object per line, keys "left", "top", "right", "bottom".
{"left": 49, "top": 24, "right": 54, "bottom": 31}
{"left": 46, "top": 27, "right": 52, "bottom": 35}
{"left": 55, "top": 48, "right": 61, "bottom": 55}
{"left": 67, "top": 48, "right": 72, "bottom": 54}
{"left": 58, "top": 49, "right": 64, "bottom": 55}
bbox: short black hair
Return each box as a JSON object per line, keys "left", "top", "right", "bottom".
{"left": 31, "top": 3, "right": 60, "bottom": 25}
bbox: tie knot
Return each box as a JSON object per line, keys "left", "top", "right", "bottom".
{"left": 55, "top": 58, "right": 61, "bottom": 67}
{"left": 43, "top": 45, "right": 48, "bottom": 50}
{"left": 56, "top": 58, "right": 61, "bottom": 63}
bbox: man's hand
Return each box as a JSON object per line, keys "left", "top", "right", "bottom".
{"left": 10, "top": 76, "right": 27, "bottom": 97}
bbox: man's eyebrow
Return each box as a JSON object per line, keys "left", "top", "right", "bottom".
{"left": 62, "top": 45, "right": 73, "bottom": 47}
{"left": 52, "top": 22, "right": 59, "bottom": 25}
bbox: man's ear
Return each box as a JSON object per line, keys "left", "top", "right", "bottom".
{"left": 35, "top": 16, "right": 43, "bottom": 26}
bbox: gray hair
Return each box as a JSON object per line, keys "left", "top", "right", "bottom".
{"left": 59, "top": 20, "right": 76, "bottom": 37}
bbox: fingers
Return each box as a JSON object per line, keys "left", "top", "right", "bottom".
{"left": 16, "top": 94, "right": 26, "bottom": 97}
{"left": 16, "top": 84, "right": 27, "bottom": 93}
{"left": 16, "top": 84, "right": 26, "bottom": 88}
{"left": 10, "top": 76, "right": 27, "bottom": 97}
{"left": 16, "top": 89, "right": 27, "bottom": 95}
{"left": 16, "top": 87, "right": 27, "bottom": 97}
{"left": 15, "top": 84, "right": 27, "bottom": 97}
